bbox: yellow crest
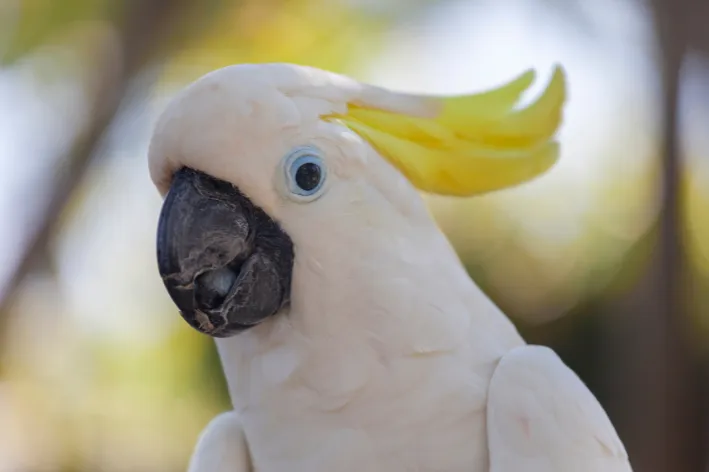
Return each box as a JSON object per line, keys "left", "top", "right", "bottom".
{"left": 327, "top": 66, "right": 567, "bottom": 197}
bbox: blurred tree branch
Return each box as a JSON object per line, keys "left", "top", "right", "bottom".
{"left": 602, "top": 1, "right": 706, "bottom": 471}
{"left": 0, "top": 0, "right": 223, "bottom": 328}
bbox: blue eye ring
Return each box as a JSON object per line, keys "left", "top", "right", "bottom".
{"left": 283, "top": 146, "right": 328, "bottom": 201}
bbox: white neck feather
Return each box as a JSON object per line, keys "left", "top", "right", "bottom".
{"left": 215, "top": 213, "right": 523, "bottom": 410}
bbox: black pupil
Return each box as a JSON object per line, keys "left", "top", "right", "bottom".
{"left": 295, "top": 162, "right": 321, "bottom": 191}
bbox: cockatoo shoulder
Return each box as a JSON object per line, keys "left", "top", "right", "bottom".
{"left": 487, "top": 345, "right": 632, "bottom": 472}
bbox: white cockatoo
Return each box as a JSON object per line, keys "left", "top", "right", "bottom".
{"left": 148, "top": 63, "right": 632, "bottom": 472}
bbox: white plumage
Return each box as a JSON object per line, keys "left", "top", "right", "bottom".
{"left": 149, "top": 63, "right": 631, "bottom": 472}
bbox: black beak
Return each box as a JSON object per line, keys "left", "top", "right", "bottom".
{"left": 156, "top": 168, "right": 294, "bottom": 337}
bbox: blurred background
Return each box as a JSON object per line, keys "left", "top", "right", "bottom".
{"left": 0, "top": 0, "right": 707, "bottom": 471}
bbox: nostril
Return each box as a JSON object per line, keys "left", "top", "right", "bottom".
{"left": 194, "top": 266, "right": 238, "bottom": 310}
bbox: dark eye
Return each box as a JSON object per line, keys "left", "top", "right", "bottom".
{"left": 285, "top": 147, "right": 327, "bottom": 200}
{"left": 295, "top": 161, "right": 321, "bottom": 192}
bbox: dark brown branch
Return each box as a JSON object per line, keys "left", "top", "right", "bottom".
{"left": 0, "top": 0, "right": 200, "bottom": 321}
{"left": 601, "top": 1, "right": 705, "bottom": 471}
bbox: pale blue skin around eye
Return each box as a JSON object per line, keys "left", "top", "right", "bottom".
{"left": 285, "top": 151, "right": 327, "bottom": 197}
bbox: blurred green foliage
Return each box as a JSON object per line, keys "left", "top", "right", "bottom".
{"left": 3, "top": 0, "right": 114, "bottom": 63}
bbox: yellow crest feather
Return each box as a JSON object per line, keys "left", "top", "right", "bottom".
{"left": 327, "top": 65, "right": 567, "bottom": 196}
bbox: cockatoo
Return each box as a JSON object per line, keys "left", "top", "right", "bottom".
{"left": 148, "top": 63, "right": 632, "bottom": 472}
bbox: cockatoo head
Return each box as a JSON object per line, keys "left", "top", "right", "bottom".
{"left": 149, "top": 63, "right": 566, "bottom": 338}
